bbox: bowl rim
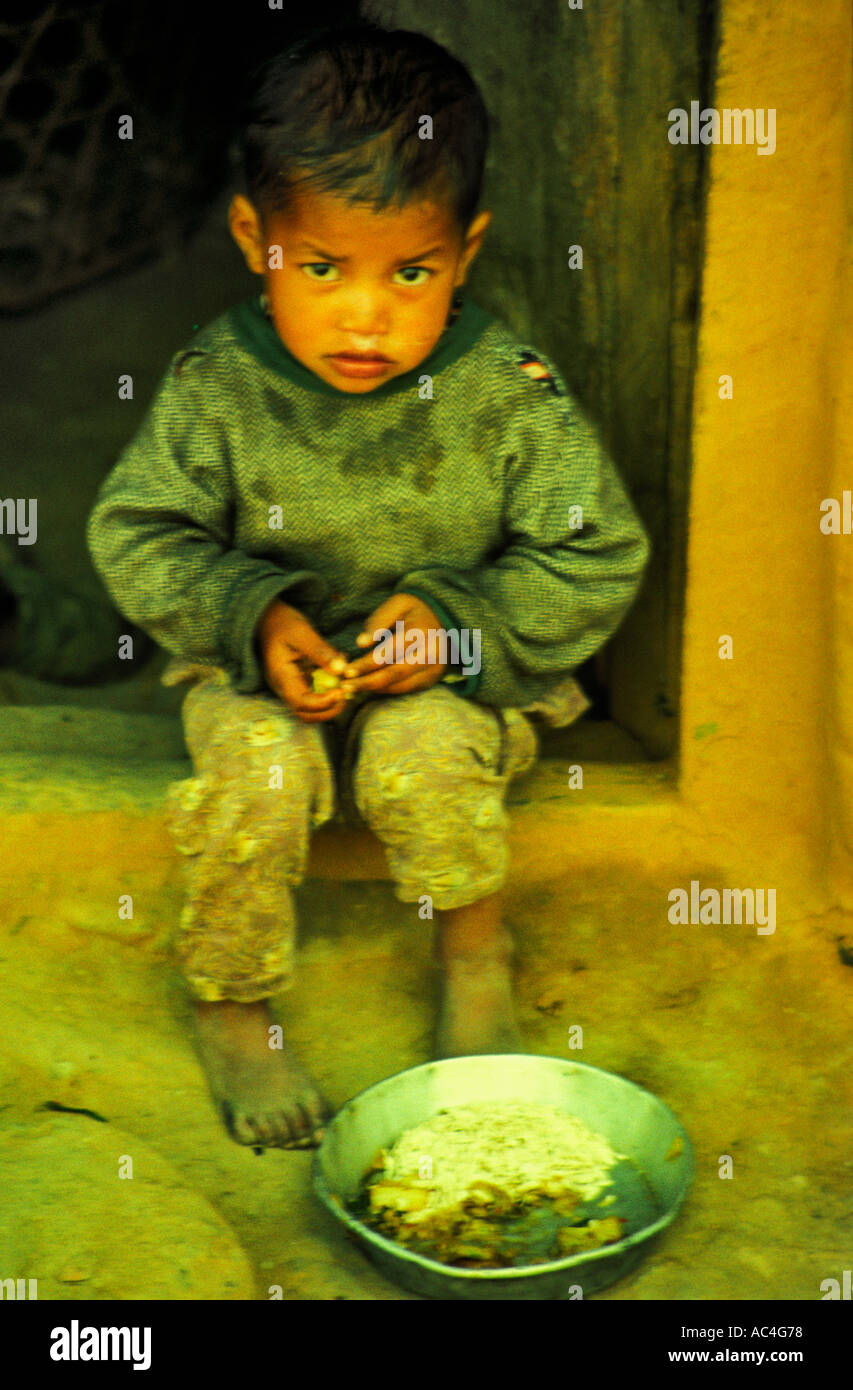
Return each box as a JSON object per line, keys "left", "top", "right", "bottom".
{"left": 312, "top": 1054, "right": 694, "bottom": 1282}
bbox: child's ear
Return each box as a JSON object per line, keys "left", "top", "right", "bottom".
{"left": 228, "top": 195, "right": 266, "bottom": 276}
{"left": 457, "top": 209, "right": 492, "bottom": 282}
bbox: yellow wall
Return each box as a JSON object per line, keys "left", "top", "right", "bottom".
{"left": 677, "top": 0, "right": 850, "bottom": 900}
{"left": 828, "top": 95, "right": 853, "bottom": 906}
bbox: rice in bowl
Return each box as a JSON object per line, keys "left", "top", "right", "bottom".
{"left": 351, "top": 1101, "right": 628, "bottom": 1268}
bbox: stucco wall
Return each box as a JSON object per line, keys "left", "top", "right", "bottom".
{"left": 680, "top": 0, "right": 850, "bottom": 897}
{"left": 827, "top": 102, "right": 853, "bottom": 907}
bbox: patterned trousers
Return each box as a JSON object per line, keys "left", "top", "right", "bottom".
{"left": 164, "top": 669, "right": 539, "bottom": 1002}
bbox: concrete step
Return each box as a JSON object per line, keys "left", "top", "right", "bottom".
{"left": 0, "top": 702, "right": 649, "bottom": 764}
{"left": 1, "top": 714, "right": 821, "bottom": 934}
{"left": 0, "top": 706, "right": 681, "bottom": 933}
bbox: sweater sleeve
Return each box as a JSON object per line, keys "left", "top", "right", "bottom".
{"left": 397, "top": 360, "right": 652, "bottom": 710}
{"left": 85, "top": 351, "right": 326, "bottom": 693}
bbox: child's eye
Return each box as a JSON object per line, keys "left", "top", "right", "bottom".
{"left": 301, "top": 263, "right": 340, "bottom": 281}
{"left": 394, "top": 266, "right": 432, "bottom": 286}
{"left": 300, "top": 263, "right": 433, "bottom": 286}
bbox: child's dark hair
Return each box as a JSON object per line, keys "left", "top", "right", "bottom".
{"left": 239, "top": 21, "right": 489, "bottom": 238}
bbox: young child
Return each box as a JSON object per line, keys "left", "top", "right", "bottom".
{"left": 86, "top": 22, "right": 651, "bottom": 1151}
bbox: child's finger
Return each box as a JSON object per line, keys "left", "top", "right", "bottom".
{"left": 299, "top": 635, "right": 350, "bottom": 674}
{"left": 275, "top": 657, "right": 340, "bottom": 710}
{"left": 345, "top": 660, "right": 431, "bottom": 692}
{"left": 302, "top": 688, "right": 348, "bottom": 707}
{"left": 341, "top": 651, "right": 379, "bottom": 678}
{"left": 342, "top": 637, "right": 411, "bottom": 679}
{"left": 290, "top": 691, "right": 348, "bottom": 720}
{"left": 379, "top": 667, "right": 444, "bottom": 694}
{"left": 292, "top": 701, "right": 347, "bottom": 723}
{"left": 275, "top": 609, "right": 349, "bottom": 676}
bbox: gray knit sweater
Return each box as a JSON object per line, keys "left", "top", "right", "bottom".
{"left": 86, "top": 290, "right": 650, "bottom": 724}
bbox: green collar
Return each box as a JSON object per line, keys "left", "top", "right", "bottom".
{"left": 227, "top": 290, "right": 494, "bottom": 398}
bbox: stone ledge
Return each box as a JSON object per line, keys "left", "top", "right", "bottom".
{"left": 0, "top": 751, "right": 679, "bottom": 894}
{"left": 0, "top": 702, "right": 651, "bottom": 766}
{"left": 0, "top": 750, "right": 674, "bottom": 815}
{"left": 0, "top": 705, "right": 187, "bottom": 762}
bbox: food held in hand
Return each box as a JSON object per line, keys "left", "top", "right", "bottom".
{"left": 312, "top": 668, "right": 342, "bottom": 693}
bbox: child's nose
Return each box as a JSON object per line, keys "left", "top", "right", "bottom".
{"left": 338, "top": 296, "right": 390, "bottom": 336}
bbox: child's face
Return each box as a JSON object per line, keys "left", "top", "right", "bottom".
{"left": 229, "top": 185, "right": 491, "bottom": 394}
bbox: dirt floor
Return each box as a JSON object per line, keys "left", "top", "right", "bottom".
{"left": 1, "top": 854, "right": 851, "bottom": 1300}
{"left": 1, "top": 190, "right": 851, "bottom": 1301}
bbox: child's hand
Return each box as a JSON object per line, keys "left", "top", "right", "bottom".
{"left": 337, "top": 593, "right": 448, "bottom": 697}
{"left": 258, "top": 599, "right": 351, "bottom": 723}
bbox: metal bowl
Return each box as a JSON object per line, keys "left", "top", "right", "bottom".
{"left": 313, "top": 1054, "right": 693, "bottom": 1300}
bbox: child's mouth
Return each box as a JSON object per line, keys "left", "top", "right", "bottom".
{"left": 328, "top": 353, "right": 393, "bottom": 379}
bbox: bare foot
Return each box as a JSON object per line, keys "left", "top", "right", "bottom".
{"left": 191, "top": 999, "right": 333, "bottom": 1149}
{"left": 433, "top": 953, "right": 524, "bottom": 1058}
